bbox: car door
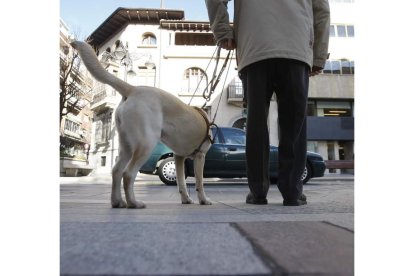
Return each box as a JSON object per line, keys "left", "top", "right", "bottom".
{"left": 220, "top": 128, "right": 247, "bottom": 176}
{"left": 203, "top": 127, "right": 227, "bottom": 177}
{"left": 269, "top": 145, "right": 279, "bottom": 179}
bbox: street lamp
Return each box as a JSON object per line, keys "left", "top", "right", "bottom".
{"left": 101, "top": 41, "right": 156, "bottom": 83}
{"left": 100, "top": 41, "right": 137, "bottom": 82}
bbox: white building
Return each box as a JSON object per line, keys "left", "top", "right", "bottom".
{"left": 84, "top": 3, "right": 354, "bottom": 175}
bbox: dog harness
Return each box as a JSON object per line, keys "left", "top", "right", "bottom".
{"left": 191, "top": 107, "right": 218, "bottom": 155}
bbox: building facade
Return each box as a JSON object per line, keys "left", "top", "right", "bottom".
{"left": 78, "top": 1, "right": 354, "bottom": 175}
{"left": 59, "top": 19, "right": 94, "bottom": 176}
{"left": 307, "top": 0, "right": 355, "bottom": 172}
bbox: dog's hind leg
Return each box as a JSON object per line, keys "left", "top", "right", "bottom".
{"left": 111, "top": 145, "right": 131, "bottom": 208}
{"left": 194, "top": 151, "right": 212, "bottom": 205}
{"left": 122, "top": 146, "right": 156, "bottom": 209}
{"left": 174, "top": 155, "right": 194, "bottom": 204}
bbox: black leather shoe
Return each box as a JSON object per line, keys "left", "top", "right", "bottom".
{"left": 246, "top": 192, "right": 268, "bottom": 205}
{"left": 283, "top": 194, "right": 307, "bottom": 206}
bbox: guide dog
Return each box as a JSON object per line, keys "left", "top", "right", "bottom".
{"left": 71, "top": 41, "right": 212, "bottom": 208}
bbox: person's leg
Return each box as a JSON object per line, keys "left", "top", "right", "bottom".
{"left": 273, "top": 59, "right": 309, "bottom": 205}
{"left": 240, "top": 60, "right": 274, "bottom": 203}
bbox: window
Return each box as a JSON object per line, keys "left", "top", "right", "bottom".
{"left": 331, "top": 60, "right": 341, "bottom": 74}
{"left": 322, "top": 60, "right": 355, "bottom": 75}
{"left": 323, "top": 60, "right": 332, "bottom": 74}
{"left": 101, "top": 156, "right": 106, "bottom": 167}
{"left": 347, "top": 25, "right": 354, "bottom": 37}
{"left": 181, "top": 67, "right": 208, "bottom": 95}
{"left": 337, "top": 25, "right": 346, "bottom": 37}
{"left": 329, "top": 25, "right": 336, "bottom": 37}
{"left": 211, "top": 127, "right": 221, "bottom": 144}
{"left": 142, "top": 33, "right": 157, "bottom": 45}
{"left": 175, "top": 33, "right": 215, "bottom": 46}
{"left": 95, "top": 111, "right": 112, "bottom": 143}
{"left": 317, "top": 101, "right": 353, "bottom": 117}
{"left": 64, "top": 119, "right": 80, "bottom": 133}
{"left": 221, "top": 128, "right": 246, "bottom": 145}
{"left": 307, "top": 100, "right": 354, "bottom": 117}
{"left": 228, "top": 76, "right": 243, "bottom": 98}
{"left": 341, "top": 60, "right": 352, "bottom": 74}
{"left": 330, "top": 24, "right": 355, "bottom": 38}
{"left": 323, "top": 108, "right": 352, "bottom": 117}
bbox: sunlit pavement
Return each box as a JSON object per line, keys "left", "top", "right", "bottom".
{"left": 60, "top": 174, "right": 354, "bottom": 275}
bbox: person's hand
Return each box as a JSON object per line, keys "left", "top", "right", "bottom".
{"left": 219, "top": 38, "right": 236, "bottom": 50}
{"left": 310, "top": 66, "right": 323, "bottom": 77}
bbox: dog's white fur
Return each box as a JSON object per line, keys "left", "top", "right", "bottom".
{"left": 71, "top": 41, "right": 212, "bottom": 208}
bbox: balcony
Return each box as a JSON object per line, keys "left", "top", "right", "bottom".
{"left": 90, "top": 88, "right": 118, "bottom": 112}
{"left": 227, "top": 84, "right": 244, "bottom": 107}
{"left": 67, "top": 97, "right": 87, "bottom": 111}
{"left": 63, "top": 129, "right": 84, "bottom": 142}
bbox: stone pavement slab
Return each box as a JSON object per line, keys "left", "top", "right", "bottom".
{"left": 61, "top": 222, "right": 270, "bottom": 275}
{"left": 234, "top": 221, "right": 354, "bottom": 275}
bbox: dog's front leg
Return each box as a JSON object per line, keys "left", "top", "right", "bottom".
{"left": 174, "top": 155, "right": 194, "bottom": 204}
{"left": 194, "top": 151, "right": 212, "bottom": 205}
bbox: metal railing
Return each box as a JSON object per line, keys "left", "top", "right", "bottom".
{"left": 227, "top": 84, "right": 244, "bottom": 99}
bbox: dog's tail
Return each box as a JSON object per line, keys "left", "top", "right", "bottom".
{"left": 70, "top": 40, "right": 134, "bottom": 99}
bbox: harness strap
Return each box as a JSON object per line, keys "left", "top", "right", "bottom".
{"left": 202, "top": 49, "right": 232, "bottom": 107}
{"left": 193, "top": 106, "right": 215, "bottom": 145}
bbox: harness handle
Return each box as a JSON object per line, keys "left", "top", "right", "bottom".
{"left": 203, "top": 49, "right": 232, "bottom": 103}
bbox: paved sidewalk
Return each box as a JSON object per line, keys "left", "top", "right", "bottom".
{"left": 60, "top": 176, "right": 354, "bottom": 275}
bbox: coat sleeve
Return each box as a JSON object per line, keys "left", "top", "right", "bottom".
{"left": 312, "top": 0, "right": 331, "bottom": 68}
{"left": 204, "top": 0, "right": 234, "bottom": 44}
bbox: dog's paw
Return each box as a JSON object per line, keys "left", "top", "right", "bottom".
{"left": 199, "top": 198, "right": 213, "bottom": 205}
{"left": 181, "top": 197, "right": 194, "bottom": 204}
{"left": 111, "top": 199, "right": 127, "bottom": 208}
{"left": 126, "top": 200, "right": 146, "bottom": 209}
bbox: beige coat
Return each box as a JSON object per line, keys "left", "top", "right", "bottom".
{"left": 205, "top": 0, "right": 330, "bottom": 71}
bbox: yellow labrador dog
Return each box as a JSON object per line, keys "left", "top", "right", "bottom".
{"left": 71, "top": 41, "right": 212, "bottom": 208}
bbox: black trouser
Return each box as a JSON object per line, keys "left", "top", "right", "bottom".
{"left": 240, "top": 58, "right": 309, "bottom": 202}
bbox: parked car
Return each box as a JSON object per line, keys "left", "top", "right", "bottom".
{"left": 140, "top": 127, "right": 326, "bottom": 185}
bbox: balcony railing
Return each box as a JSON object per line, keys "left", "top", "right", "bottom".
{"left": 67, "top": 97, "right": 87, "bottom": 110}
{"left": 227, "top": 84, "right": 244, "bottom": 100}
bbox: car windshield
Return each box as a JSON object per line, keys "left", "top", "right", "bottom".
{"left": 221, "top": 128, "right": 246, "bottom": 145}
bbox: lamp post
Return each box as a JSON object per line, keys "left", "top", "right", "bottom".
{"left": 113, "top": 42, "right": 137, "bottom": 82}
{"left": 102, "top": 41, "right": 155, "bottom": 84}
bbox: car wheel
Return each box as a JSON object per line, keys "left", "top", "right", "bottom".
{"left": 157, "top": 157, "right": 177, "bottom": 185}
{"left": 301, "top": 163, "right": 312, "bottom": 184}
